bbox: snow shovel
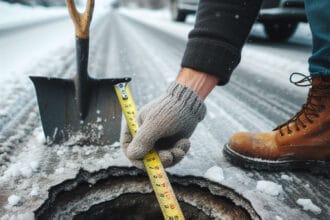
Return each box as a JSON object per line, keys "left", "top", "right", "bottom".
{"left": 30, "top": 0, "right": 130, "bottom": 145}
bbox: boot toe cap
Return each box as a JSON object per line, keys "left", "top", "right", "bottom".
{"left": 228, "top": 132, "right": 255, "bottom": 155}
{"left": 228, "top": 132, "right": 278, "bottom": 159}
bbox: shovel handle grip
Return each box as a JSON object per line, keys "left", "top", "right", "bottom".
{"left": 66, "top": 0, "right": 94, "bottom": 39}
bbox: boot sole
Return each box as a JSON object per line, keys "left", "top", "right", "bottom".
{"left": 223, "top": 144, "right": 330, "bottom": 177}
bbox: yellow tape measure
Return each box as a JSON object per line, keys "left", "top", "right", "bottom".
{"left": 115, "top": 82, "right": 185, "bottom": 220}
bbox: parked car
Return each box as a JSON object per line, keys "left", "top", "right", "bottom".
{"left": 170, "top": 0, "right": 307, "bottom": 41}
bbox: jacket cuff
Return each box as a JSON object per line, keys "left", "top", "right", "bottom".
{"left": 181, "top": 38, "right": 241, "bottom": 85}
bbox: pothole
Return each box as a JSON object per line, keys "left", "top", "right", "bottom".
{"left": 35, "top": 167, "right": 260, "bottom": 220}
{"left": 74, "top": 193, "right": 210, "bottom": 220}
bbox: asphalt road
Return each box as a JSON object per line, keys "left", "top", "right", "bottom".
{"left": 0, "top": 9, "right": 329, "bottom": 220}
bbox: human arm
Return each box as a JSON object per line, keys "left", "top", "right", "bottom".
{"left": 121, "top": 0, "right": 262, "bottom": 168}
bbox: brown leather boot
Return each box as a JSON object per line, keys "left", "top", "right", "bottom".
{"left": 223, "top": 73, "right": 330, "bottom": 175}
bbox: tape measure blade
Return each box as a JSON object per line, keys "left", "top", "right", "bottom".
{"left": 144, "top": 150, "right": 185, "bottom": 219}
{"left": 114, "top": 84, "right": 185, "bottom": 220}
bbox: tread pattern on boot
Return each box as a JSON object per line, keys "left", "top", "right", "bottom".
{"left": 223, "top": 144, "right": 330, "bottom": 177}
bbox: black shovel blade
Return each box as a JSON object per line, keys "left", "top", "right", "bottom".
{"left": 30, "top": 76, "right": 131, "bottom": 146}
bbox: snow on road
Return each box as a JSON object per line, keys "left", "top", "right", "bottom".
{"left": 296, "top": 198, "right": 322, "bottom": 215}
{"left": 204, "top": 166, "right": 225, "bottom": 182}
{"left": 0, "top": 18, "right": 73, "bottom": 92}
{"left": 7, "top": 195, "right": 21, "bottom": 207}
{"left": 0, "top": 2, "right": 67, "bottom": 31}
{"left": 0, "top": 3, "right": 72, "bottom": 124}
{"left": 256, "top": 180, "right": 283, "bottom": 196}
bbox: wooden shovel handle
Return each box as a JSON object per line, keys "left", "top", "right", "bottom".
{"left": 66, "top": 0, "right": 94, "bottom": 39}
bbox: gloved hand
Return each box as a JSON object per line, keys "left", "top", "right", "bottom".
{"left": 120, "top": 82, "right": 206, "bottom": 169}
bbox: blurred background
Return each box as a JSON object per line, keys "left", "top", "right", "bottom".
{"left": 1, "top": 0, "right": 66, "bottom": 6}
{"left": 0, "top": 0, "right": 168, "bottom": 8}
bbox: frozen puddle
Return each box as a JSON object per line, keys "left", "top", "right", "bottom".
{"left": 35, "top": 167, "right": 260, "bottom": 220}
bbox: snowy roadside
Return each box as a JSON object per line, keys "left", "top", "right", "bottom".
{"left": 0, "top": 2, "right": 111, "bottom": 33}
{"left": 0, "top": 2, "right": 111, "bottom": 115}
{"left": 0, "top": 2, "right": 68, "bottom": 33}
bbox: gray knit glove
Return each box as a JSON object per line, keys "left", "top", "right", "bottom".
{"left": 120, "top": 82, "right": 207, "bottom": 169}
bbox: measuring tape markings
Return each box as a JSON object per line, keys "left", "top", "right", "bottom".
{"left": 114, "top": 83, "right": 185, "bottom": 220}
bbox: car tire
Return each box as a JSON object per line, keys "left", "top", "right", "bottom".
{"left": 170, "top": 0, "right": 187, "bottom": 22}
{"left": 263, "top": 22, "right": 298, "bottom": 42}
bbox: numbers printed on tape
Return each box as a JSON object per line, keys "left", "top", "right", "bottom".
{"left": 114, "top": 83, "right": 185, "bottom": 220}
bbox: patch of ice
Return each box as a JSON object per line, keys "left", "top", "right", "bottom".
{"left": 110, "top": 141, "right": 121, "bottom": 147}
{"left": 34, "top": 130, "right": 45, "bottom": 144}
{"left": 208, "top": 111, "right": 216, "bottom": 119}
{"left": 84, "top": 148, "right": 94, "bottom": 155}
{"left": 281, "top": 174, "right": 293, "bottom": 181}
{"left": 0, "top": 214, "right": 9, "bottom": 220}
{"left": 0, "top": 212, "right": 34, "bottom": 220}
{"left": 16, "top": 212, "right": 34, "bottom": 220}
{"left": 8, "top": 195, "right": 21, "bottom": 206}
{"left": 275, "top": 216, "right": 283, "bottom": 220}
{"left": 20, "top": 166, "right": 33, "bottom": 178}
{"left": 88, "top": 178, "right": 97, "bottom": 185}
{"left": 296, "top": 198, "right": 322, "bottom": 215}
{"left": 57, "top": 149, "right": 64, "bottom": 156}
{"left": 256, "top": 180, "right": 282, "bottom": 196}
{"left": 29, "top": 161, "right": 39, "bottom": 171}
{"left": 65, "top": 162, "right": 78, "bottom": 169}
{"left": 3, "top": 160, "right": 39, "bottom": 179}
{"left": 204, "top": 166, "right": 224, "bottom": 182}
{"left": 30, "top": 185, "right": 40, "bottom": 197}
{"left": 55, "top": 167, "right": 65, "bottom": 174}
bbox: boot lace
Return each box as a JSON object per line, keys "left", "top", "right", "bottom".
{"left": 274, "top": 73, "right": 326, "bottom": 136}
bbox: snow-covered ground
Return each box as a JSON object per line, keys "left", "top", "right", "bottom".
{"left": 0, "top": 1, "right": 111, "bottom": 81}
{"left": 297, "top": 198, "right": 322, "bottom": 215}
{"left": 256, "top": 180, "right": 283, "bottom": 196}
{"left": 1, "top": 5, "right": 329, "bottom": 220}
{"left": 0, "top": 4, "right": 72, "bottom": 131}
{"left": 0, "top": 2, "right": 67, "bottom": 31}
